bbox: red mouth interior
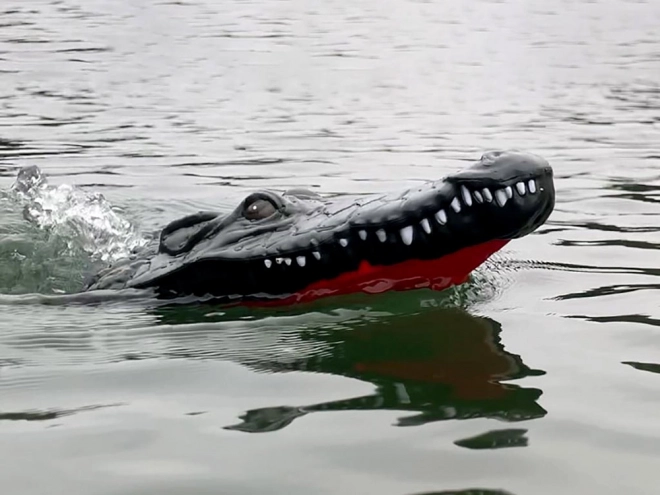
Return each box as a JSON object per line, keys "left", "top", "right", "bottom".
{"left": 250, "top": 239, "right": 509, "bottom": 306}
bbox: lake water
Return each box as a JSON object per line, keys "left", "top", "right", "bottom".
{"left": 1, "top": 0, "right": 659, "bottom": 494}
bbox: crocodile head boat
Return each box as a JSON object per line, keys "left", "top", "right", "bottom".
{"left": 84, "top": 150, "right": 555, "bottom": 304}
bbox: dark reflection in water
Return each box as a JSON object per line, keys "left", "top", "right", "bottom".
{"left": 623, "top": 361, "right": 660, "bottom": 375}
{"left": 558, "top": 239, "right": 660, "bottom": 251}
{"left": 568, "top": 313, "right": 660, "bottom": 327}
{"left": 408, "top": 490, "right": 515, "bottom": 495}
{"left": 556, "top": 221, "right": 660, "bottom": 235}
{"left": 556, "top": 283, "right": 660, "bottom": 301}
{"left": 454, "top": 428, "right": 528, "bottom": 450}
{"left": 531, "top": 260, "right": 660, "bottom": 278}
{"left": 0, "top": 403, "right": 122, "bottom": 422}
{"left": 215, "top": 306, "right": 547, "bottom": 433}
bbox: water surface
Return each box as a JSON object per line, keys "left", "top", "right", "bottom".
{"left": 1, "top": 0, "right": 659, "bottom": 494}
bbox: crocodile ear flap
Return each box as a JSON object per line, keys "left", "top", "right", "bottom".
{"left": 158, "top": 211, "right": 220, "bottom": 256}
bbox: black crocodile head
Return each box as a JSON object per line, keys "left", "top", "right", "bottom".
{"left": 87, "top": 150, "right": 555, "bottom": 303}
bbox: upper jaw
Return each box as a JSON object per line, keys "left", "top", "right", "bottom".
{"left": 195, "top": 150, "right": 554, "bottom": 264}
{"left": 290, "top": 149, "right": 553, "bottom": 237}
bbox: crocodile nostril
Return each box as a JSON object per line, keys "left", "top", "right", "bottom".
{"left": 480, "top": 150, "right": 504, "bottom": 163}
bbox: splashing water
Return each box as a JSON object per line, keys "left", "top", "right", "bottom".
{"left": 10, "top": 165, "right": 148, "bottom": 264}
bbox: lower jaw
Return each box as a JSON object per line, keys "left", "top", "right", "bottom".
{"left": 243, "top": 239, "right": 509, "bottom": 307}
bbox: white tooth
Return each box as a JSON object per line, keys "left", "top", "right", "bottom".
{"left": 434, "top": 209, "right": 447, "bottom": 225}
{"left": 460, "top": 186, "right": 472, "bottom": 207}
{"left": 505, "top": 186, "right": 513, "bottom": 199}
{"left": 420, "top": 218, "right": 431, "bottom": 234}
{"left": 482, "top": 188, "right": 493, "bottom": 202}
{"left": 376, "top": 229, "right": 387, "bottom": 242}
{"left": 310, "top": 238, "right": 319, "bottom": 246}
{"left": 358, "top": 230, "right": 367, "bottom": 240}
{"left": 339, "top": 238, "right": 348, "bottom": 247}
{"left": 312, "top": 251, "right": 321, "bottom": 260}
{"left": 450, "top": 197, "right": 461, "bottom": 213}
{"left": 284, "top": 258, "right": 292, "bottom": 266}
{"left": 400, "top": 226, "right": 414, "bottom": 245}
{"left": 516, "top": 182, "right": 526, "bottom": 195}
{"left": 495, "top": 189, "right": 508, "bottom": 207}
{"left": 473, "top": 190, "right": 483, "bottom": 203}
{"left": 275, "top": 257, "right": 284, "bottom": 264}
{"left": 264, "top": 259, "right": 272, "bottom": 268}
{"left": 296, "top": 256, "right": 306, "bottom": 267}
{"left": 528, "top": 179, "right": 537, "bottom": 194}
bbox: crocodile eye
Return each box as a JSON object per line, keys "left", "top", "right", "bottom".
{"left": 244, "top": 198, "right": 277, "bottom": 221}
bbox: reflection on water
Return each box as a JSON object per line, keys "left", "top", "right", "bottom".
{"left": 453, "top": 428, "right": 528, "bottom": 450}
{"left": 408, "top": 490, "right": 515, "bottom": 495}
{"left": 223, "top": 306, "right": 545, "bottom": 432}
{"left": 0, "top": 293, "right": 545, "bottom": 442}
{"left": 623, "top": 361, "right": 660, "bottom": 375}
{"left": 0, "top": 403, "right": 122, "bottom": 422}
